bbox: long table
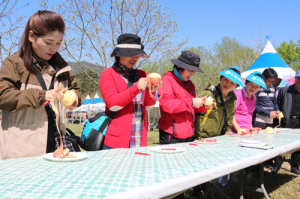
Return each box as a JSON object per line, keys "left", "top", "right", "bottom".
{"left": 0, "top": 130, "right": 300, "bottom": 199}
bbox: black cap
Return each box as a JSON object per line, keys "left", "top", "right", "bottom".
{"left": 171, "top": 51, "right": 203, "bottom": 73}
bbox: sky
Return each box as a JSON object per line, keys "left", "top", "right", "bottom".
{"left": 163, "top": 0, "right": 300, "bottom": 48}
{"left": 8, "top": 0, "right": 300, "bottom": 51}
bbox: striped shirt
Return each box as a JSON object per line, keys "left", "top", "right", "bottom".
{"left": 253, "top": 85, "right": 279, "bottom": 124}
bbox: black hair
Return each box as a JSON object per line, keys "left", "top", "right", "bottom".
{"left": 115, "top": 56, "right": 120, "bottom": 63}
{"left": 262, "top": 67, "right": 278, "bottom": 79}
{"left": 245, "top": 73, "right": 264, "bottom": 86}
{"left": 173, "top": 65, "right": 184, "bottom": 73}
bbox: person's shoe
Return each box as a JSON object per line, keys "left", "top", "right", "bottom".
{"left": 271, "top": 166, "right": 279, "bottom": 173}
{"left": 264, "top": 161, "right": 275, "bottom": 168}
{"left": 291, "top": 167, "right": 300, "bottom": 174}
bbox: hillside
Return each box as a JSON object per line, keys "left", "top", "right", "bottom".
{"left": 68, "top": 61, "right": 106, "bottom": 74}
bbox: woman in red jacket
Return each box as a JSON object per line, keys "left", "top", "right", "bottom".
{"left": 99, "top": 33, "right": 158, "bottom": 149}
{"left": 158, "top": 51, "right": 208, "bottom": 145}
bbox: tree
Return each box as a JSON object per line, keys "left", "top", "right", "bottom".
{"left": 75, "top": 68, "right": 100, "bottom": 96}
{"left": 0, "top": 0, "right": 28, "bottom": 63}
{"left": 38, "top": 0, "right": 187, "bottom": 85}
{"left": 276, "top": 39, "right": 300, "bottom": 71}
{"left": 173, "top": 37, "right": 259, "bottom": 94}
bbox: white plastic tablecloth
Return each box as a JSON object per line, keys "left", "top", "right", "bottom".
{"left": 0, "top": 130, "right": 299, "bottom": 199}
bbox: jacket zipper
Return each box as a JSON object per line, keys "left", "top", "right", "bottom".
{"left": 185, "top": 84, "right": 194, "bottom": 136}
{"left": 173, "top": 120, "right": 176, "bottom": 135}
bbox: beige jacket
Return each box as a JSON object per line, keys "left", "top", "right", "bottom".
{"left": 0, "top": 52, "right": 82, "bottom": 160}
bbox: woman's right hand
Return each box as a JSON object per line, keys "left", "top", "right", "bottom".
{"left": 137, "top": 77, "right": 148, "bottom": 91}
{"left": 269, "top": 111, "right": 277, "bottom": 119}
{"left": 45, "top": 89, "right": 64, "bottom": 102}
{"left": 192, "top": 97, "right": 205, "bottom": 108}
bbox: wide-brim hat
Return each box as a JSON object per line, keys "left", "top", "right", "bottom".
{"left": 219, "top": 66, "right": 244, "bottom": 88}
{"left": 246, "top": 71, "right": 267, "bottom": 89}
{"left": 110, "top": 33, "right": 148, "bottom": 58}
{"left": 171, "top": 51, "right": 203, "bottom": 73}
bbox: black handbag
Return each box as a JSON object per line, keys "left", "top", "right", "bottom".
{"left": 54, "top": 128, "right": 83, "bottom": 152}
{"left": 82, "top": 112, "right": 117, "bottom": 151}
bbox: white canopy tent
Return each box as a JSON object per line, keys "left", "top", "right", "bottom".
{"left": 241, "top": 40, "right": 296, "bottom": 87}
{"left": 90, "top": 91, "right": 106, "bottom": 112}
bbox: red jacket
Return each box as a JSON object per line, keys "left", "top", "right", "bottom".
{"left": 99, "top": 67, "right": 156, "bottom": 148}
{"left": 158, "top": 71, "right": 207, "bottom": 139}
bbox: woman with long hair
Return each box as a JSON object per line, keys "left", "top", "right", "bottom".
{"left": 0, "top": 10, "right": 81, "bottom": 160}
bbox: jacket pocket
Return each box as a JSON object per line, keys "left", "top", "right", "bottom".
{"left": 173, "top": 120, "right": 176, "bottom": 135}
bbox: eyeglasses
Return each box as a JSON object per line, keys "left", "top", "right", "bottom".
{"left": 266, "top": 79, "right": 276, "bottom": 84}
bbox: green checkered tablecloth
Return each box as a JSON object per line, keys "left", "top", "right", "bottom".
{"left": 0, "top": 130, "right": 300, "bottom": 199}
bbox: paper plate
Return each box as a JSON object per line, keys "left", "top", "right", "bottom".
{"left": 240, "top": 140, "right": 260, "bottom": 144}
{"left": 149, "top": 147, "right": 185, "bottom": 154}
{"left": 194, "top": 140, "right": 219, "bottom": 144}
{"left": 239, "top": 143, "right": 274, "bottom": 150}
{"left": 43, "top": 152, "right": 88, "bottom": 162}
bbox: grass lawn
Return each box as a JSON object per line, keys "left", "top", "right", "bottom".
{"left": 67, "top": 123, "right": 300, "bottom": 199}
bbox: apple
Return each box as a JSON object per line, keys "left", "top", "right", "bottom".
{"left": 61, "top": 90, "right": 77, "bottom": 106}
{"left": 148, "top": 73, "right": 161, "bottom": 87}
{"left": 279, "top": 112, "right": 284, "bottom": 118}
{"left": 265, "top": 127, "right": 274, "bottom": 133}
{"left": 204, "top": 96, "right": 213, "bottom": 106}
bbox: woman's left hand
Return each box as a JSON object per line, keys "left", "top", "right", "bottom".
{"left": 250, "top": 127, "right": 261, "bottom": 132}
{"left": 225, "top": 131, "right": 231, "bottom": 135}
{"left": 147, "top": 78, "right": 162, "bottom": 92}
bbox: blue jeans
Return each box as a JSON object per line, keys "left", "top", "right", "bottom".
{"left": 102, "top": 144, "right": 113, "bottom": 150}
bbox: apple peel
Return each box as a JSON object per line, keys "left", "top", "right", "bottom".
{"left": 50, "top": 87, "right": 77, "bottom": 159}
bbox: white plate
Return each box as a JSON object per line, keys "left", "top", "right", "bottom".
{"left": 275, "top": 128, "right": 293, "bottom": 131}
{"left": 43, "top": 152, "right": 88, "bottom": 162}
{"left": 239, "top": 143, "right": 274, "bottom": 150}
{"left": 149, "top": 147, "right": 185, "bottom": 154}
{"left": 259, "top": 130, "right": 275, "bottom": 134}
{"left": 194, "top": 140, "right": 219, "bottom": 144}
{"left": 240, "top": 140, "right": 261, "bottom": 144}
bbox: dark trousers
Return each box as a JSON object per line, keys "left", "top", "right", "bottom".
{"left": 253, "top": 121, "right": 274, "bottom": 129}
{"left": 275, "top": 117, "right": 300, "bottom": 169}
{"left": 159, "top": 128, "right": 193, "bottom": 145}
